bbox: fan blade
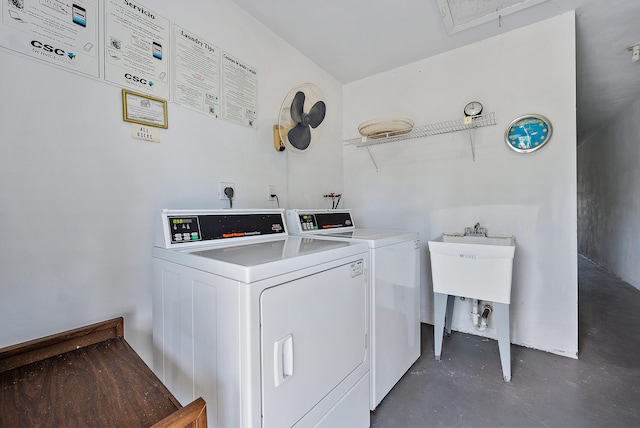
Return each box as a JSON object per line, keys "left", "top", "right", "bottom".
{"left": 307, "top": 101, "right": 326, "bottom": 128}
{"left": 290, "top": 91, "right": 305, "bottom": 124}
{"left": 288, "top": 123, "right": 311, "bottom": 150}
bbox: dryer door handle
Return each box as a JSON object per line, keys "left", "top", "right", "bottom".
{"left": 274, "top": 334, "right": 294, "bottom": 387}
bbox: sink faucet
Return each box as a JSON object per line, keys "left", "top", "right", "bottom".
{"left": 464, "top": 222, "right": 486, "bottom": 237}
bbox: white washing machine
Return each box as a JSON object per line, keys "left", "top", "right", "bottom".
{"left": 152, "top": 209, "right": 370, "bottom": 428}
{"left": 286, "top": 209, "right": 420, "bottom": 410}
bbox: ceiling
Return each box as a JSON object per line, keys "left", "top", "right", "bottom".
{"left": 230, "top": 0, "right": 640, "bottom": 144}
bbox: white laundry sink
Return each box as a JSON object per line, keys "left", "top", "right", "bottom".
{"left": 428, "top": 233, "right": 515, "bottom": 304}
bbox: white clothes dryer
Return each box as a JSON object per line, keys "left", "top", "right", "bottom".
{"left": 152, "top": 209, "right": 370, "bottom": 428}
{"left": 286, "top": 209, "right": 420, "bottom": 410}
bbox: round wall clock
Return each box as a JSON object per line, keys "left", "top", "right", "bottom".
{"left": 464, "top": 101, "right": 483, "bottom": 117}
{"left": 504, "top": 114, "right": 552, "bottom": 153}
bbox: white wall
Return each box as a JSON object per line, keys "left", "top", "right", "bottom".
{"left": 578, "top": 98, "right": 640, "bottom": 290}
{"left": 0, "top": 0, "right": 343, "bottom": 363}
{"left": 343, "top": 13, "right": 578, "bottom": 357}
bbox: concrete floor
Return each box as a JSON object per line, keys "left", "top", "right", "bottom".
{"left": 371, "top": 256, "right": 640, "bottom": 427}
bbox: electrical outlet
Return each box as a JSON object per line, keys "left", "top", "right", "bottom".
{"left": 268, "top": 185, "right": 276, "bottom": 201}
{"left": 219, "top": 182, "right": 235, "bottom": 200}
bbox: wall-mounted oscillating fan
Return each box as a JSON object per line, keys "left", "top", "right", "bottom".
{"left": 276, "top": 83, "right": 326, "bottom": 153}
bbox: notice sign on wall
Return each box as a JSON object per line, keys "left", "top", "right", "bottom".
{"left": 104, "top": 0, "right": 170, "bottom": 100}
{"left": 0, "top": 0, "right": 99, "bottom": 77}
{"left": 222, "top": 52, "right": 257, "bottom": 128}
{"left": 173, "top": 24, "right": 221, "bottom": 118}
{"left": 131, "top": 123, "right": 160, "bottom": 142}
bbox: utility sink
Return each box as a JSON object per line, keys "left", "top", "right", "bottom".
{"left": 430, "top": 229, "right": 516, "bottom": 381}
{"left": 428, "top": 233, "right": 515, "bottom": 304}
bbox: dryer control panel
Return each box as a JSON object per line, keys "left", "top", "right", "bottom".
{"left": 161, "top": 209, "right": 287, "bottom": 248}
{"left": 287, "top": 209, "right": 355, "bottom": 235}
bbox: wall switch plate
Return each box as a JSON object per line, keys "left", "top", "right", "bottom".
{"left": 219, "top": 182, "right": 235, "bottom": 200}
{"left": 268, "top": 185, "right": 276, "bottom": 200}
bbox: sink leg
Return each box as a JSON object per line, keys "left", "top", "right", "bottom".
{"left": 494, "top": 302, "right": 511, "bottom": 381}
{"left": 434, "top": 293, "right": 450, "bottom": 361}
{"left": 445, "top": 294, "right": 455, "bottom": 336}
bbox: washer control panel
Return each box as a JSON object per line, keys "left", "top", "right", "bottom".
{"left": 287, "top": 209, "right": 354, "bottom": 235}
{"left": 162, "top": 210, "right": 287, "bottom": 247}
{"left": 168, "top": 216, "right": 202, "bottom": 243}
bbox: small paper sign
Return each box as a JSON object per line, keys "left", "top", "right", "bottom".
{"left": 131, "top": 124, "right": 160, "bottom": 142}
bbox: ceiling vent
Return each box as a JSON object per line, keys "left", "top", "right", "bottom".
{"left": 435, "top": 0, "right": 550, "bottom": 34}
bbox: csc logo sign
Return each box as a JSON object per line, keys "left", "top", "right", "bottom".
{"left": 31, "top": 41, "right": 75, "bottom": 59}
{"left": 31, "top": 40, "right": 65, "bottom": 55}
{"left": 125, "top": 73, "right": 154, "bottom": 86}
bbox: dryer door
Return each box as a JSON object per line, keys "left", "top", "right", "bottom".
{"left": 260, "top": 260, "right": 367, "bottom": 428}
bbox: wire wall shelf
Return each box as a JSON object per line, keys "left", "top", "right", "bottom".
{"left": 344, "top": 112, "right": 496, "bottom": 147}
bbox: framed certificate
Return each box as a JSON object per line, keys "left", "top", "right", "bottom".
{"left": 122, "top": 89, "right": 168, "bottom": 129}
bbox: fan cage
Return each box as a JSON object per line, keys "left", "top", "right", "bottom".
{"left": 278, "top": 83, "right": 326, "bottom": 153}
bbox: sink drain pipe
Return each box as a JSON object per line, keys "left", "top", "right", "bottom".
{"left": 472, "top": 299, "right": 492, "bottom": 332}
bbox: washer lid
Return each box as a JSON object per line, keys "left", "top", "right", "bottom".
{"left": 153, "top": 236, "right": 368, "bottom": 283}
{"left": 311, "top": 229, "right": 419, "bottom": 248}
